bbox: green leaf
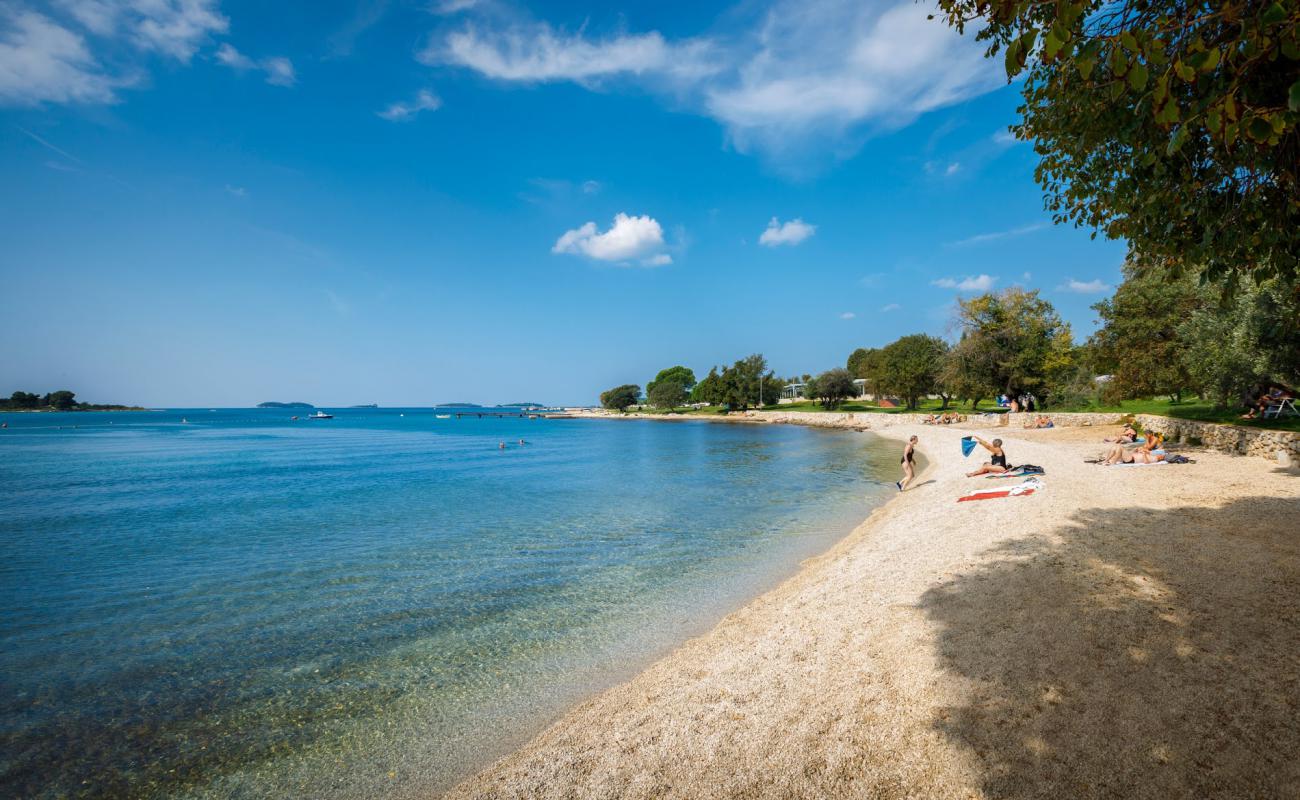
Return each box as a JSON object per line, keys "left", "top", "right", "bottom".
{"left": 1044, "top": 31, "right": 1063, "bottom": 61}
{"left": 1004, "top": 39, "right": 1022, "bottom": 78}
{"left": 1289, "top": 79, "right": 1300, "bottom": 112}
{"left": 1262, "top": 2, "right": 1288, "bottom": 25}
{"left": 1248, "top": 117, "right": 1273, "bottom": 141}
{"left": 1077, "top": 53, "right": 1096, "bottom": 80}
{"left": 1121, "top": 31, "right": 1139, "bottom": 52}
{"left": 1128, "top": 62, "right": 1149, "bottom": 91}
{"left": 1166, "top": 126, "right": 1188, "bottom": 155}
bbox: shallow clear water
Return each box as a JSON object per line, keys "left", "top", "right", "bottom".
{"left": 0, "top": 408, "right": 897, "bottom": 798}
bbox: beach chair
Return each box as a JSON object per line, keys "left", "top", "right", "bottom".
{"left": 1263, "top": 397, "right": 1297, "bottom": 419}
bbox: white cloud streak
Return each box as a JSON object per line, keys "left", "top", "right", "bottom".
{"left": 880, "top": 302, "right": 900, "bottom": 312}
{"left": 1060, "top": 278, "right": 1111, "bottom": 294}
{"left": 839, "top": 311, "right": 855, "bottom": 319}
{"left": 216, "top": 44, "right": 295, "bottom": 87}
{"left": 377, "top": 89, "right": 441, "bottom": 121}
{"left": 932, "top": 274, "right": 996, "bottom": 292}
{"left": 949, "top": 222, "right": 1046, "bottom": 247}
{"left": 428, "top": 0, "right": 1003, "bottom": 166}
{"left": 552, "top": 213, "right": 670, "bottom": 266}
{"left": 759, "top": 217, "right": 816, "bottom": 247}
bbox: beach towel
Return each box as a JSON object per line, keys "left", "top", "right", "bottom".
{"left": 958, "top": 478, "right": 1042, "bottom": 502}
{"left": 1112, "top": 460, "right": 1169, "bottom": 467}
{"left": 961, "top": 436, "right": 977, "bottom": 457}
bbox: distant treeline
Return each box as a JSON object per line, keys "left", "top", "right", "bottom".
{"left": 257, "top": 402, "right": 315, "bottom": 408}
{"left": 2, "top": 390, "right": 142, "bottom": 411}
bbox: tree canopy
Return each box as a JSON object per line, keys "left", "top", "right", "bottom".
{"left": 877, "top": 334, "right": 950, "bottom": 410}
{"left": 599, "top": 384, "right": 641, "bottom": 412}
{"left": 936, "top": 0, "right": 1300, "bottom": 287}
{"left": 646, "top": 366, "right": 696, "bottom": 398}
{"left": 811, "top": 368, "right": 856, "bottom": 410}
{"left": 948, "top": 289, "right": 1075, "bottom": 405}
{"left": 647, "top": 380, "right": 688, "bottom": 410}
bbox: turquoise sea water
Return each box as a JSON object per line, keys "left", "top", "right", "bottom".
{"left": 0, "top": 408, "right": 897, "bottom": 798}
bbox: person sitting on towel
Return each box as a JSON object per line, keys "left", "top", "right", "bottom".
{"left": 965, "top": 436, "right": 1011, "bottom": 476}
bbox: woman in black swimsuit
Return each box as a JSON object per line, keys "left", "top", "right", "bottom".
{"left": 897, "top": 435, "right": 918, "bottom": 491}
{"left": 965, "top": 435, "right": 1010, "bottom": 477}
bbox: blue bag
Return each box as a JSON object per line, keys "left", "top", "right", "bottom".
{"left": 961, "top": 436, "right": 977, "bottom": 457}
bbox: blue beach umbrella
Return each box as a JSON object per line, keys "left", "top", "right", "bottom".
{"left": 961, "top": 436, "right": 978, "bottom": 457}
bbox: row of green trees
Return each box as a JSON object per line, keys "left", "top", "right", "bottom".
{"left": 600, "top": 356, "right": 788, "bottom": 412}
{"left": 842, "top": 289, "right": 1075, "bottom": 410}
{"left": 3, "top": 390, "right": 79, "bottom": 410}
{"left": 600, "top": 271, "right": 1298, "bottom": 414}
{"left": 841, "top": 270, "right": 1299, "bottom": 412}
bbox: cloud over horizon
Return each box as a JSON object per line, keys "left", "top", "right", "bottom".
{"left": 552, "top": 213, "right": 671, "bottom": 266}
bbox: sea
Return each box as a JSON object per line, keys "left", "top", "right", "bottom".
{"left": 0, "top": 407, "right": 898, "bottom": 798}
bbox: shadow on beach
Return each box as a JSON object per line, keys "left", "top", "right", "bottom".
{"left": 920, "top": 495, "right": 1300, "bottom": 799}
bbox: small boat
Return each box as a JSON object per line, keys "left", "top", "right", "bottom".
{"left": 308, "top": 411, "right": 334, "bottom": 420}
{"left": 435, "top": 414, "right": 451, "bottom": 419}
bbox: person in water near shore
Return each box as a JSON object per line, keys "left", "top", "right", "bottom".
{"left": 897, "top": 435, "right": 918, "bottom": 491}
{"left": 965, "top": 436, "right": 1010, "bottom": 477}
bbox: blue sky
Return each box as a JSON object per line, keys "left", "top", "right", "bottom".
{"left": 0, "top": 0, "right": 1127, "bottom": 407}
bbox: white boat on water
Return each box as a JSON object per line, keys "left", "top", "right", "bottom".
{"left": 435, "top": 414, "right": 451, "bottom": 419}
{"left": 308, "top": 411, "right": 334, "bottom": 419}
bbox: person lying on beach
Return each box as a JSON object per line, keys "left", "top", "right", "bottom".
{"left": 1102, "top": 433, "right": 1166, "bottom": 465}
{"left": 1022, "top": 415, "right": 1053, "bottom": 429}
{"left": 1104, "top": 424, "right": 1139, "bottom": 443}
{"left": 965, "top": 436, "right": 1010, "bottom": 477}
{"left": 897, "top": 435, "right": 918, "bottom": 491}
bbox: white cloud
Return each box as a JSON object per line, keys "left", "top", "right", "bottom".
{"left": 880, "top": 302, "right": 900, "bottom": 312}
{"left": 215, "top": 42, "right": 253, "bottom": 69}
{"left": 215, "top": 44, "right": 295, "bottom": 87}
{"left": 0, "top": 10, "right": 127, "bottom": 105}
{"left": 993, "top": 129, "right": 1018, "bottom": 145}
{"left": 949, "top": 222, "right": 1046, "bottom": 247}
{"left": 261, "top": 56, "right": 294, "bottom": 86}
{"left": 932, "top": 274, "right": 996, "bottom": 292}
{"left": 378, "top": 89, "right": 441, "bottom": 121}
{"left": 224, "top": 183, "right": 246, "bottom": 197}
{"left": 759, "top": 217, "right": 816, "bottom": 247}
{"left": 552, "top": 213, "right": 670, "bottom": 265}
{"left": 1060, "top": 278, "right": 1111, "bottom": 294}
{"left": 581, "top": 179, "right": 601, "bottom": 194}
{"left": 129, "top": 0, "right": 227, "bottom": 61}
{"left": 839, "top": 311, "right": 855, "bottom": 319}
{"left": 2, "top": 1, "right": 227, "bottom": 107}
{"left": 430, "top": 1, "right": 1003, "bottom": 166}
{"left": 945, "top": 162, "right": 960, "bottom": 176}
{"left": 433, "top": 23, "right": 717, "bottom": 83}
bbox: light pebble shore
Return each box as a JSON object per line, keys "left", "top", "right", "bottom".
{"left": 445, "top": 421, "right": 1300, "bottom": 799}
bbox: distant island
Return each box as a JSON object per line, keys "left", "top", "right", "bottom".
{"left": 1, "top": 390, "right": 144, "bottom": 412}
{"left": 436, "top": 402, "right": 483, "bottom": 408}
{"left": 501, "top": 402, "right": 547, "bottom": 408}
{"left": 257, "top": 402, "right": 315, "bottom": 409}
{"left": 350, "top": 404, "right": 378, "bottom": 408}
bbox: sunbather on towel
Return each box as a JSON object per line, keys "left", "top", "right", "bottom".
{"left": 965, "top": 436, "right": 1010, "bottom": 476}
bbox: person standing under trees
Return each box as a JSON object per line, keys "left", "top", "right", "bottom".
{"left": 897, "top": 435, "right": 919, "bottom": 492}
